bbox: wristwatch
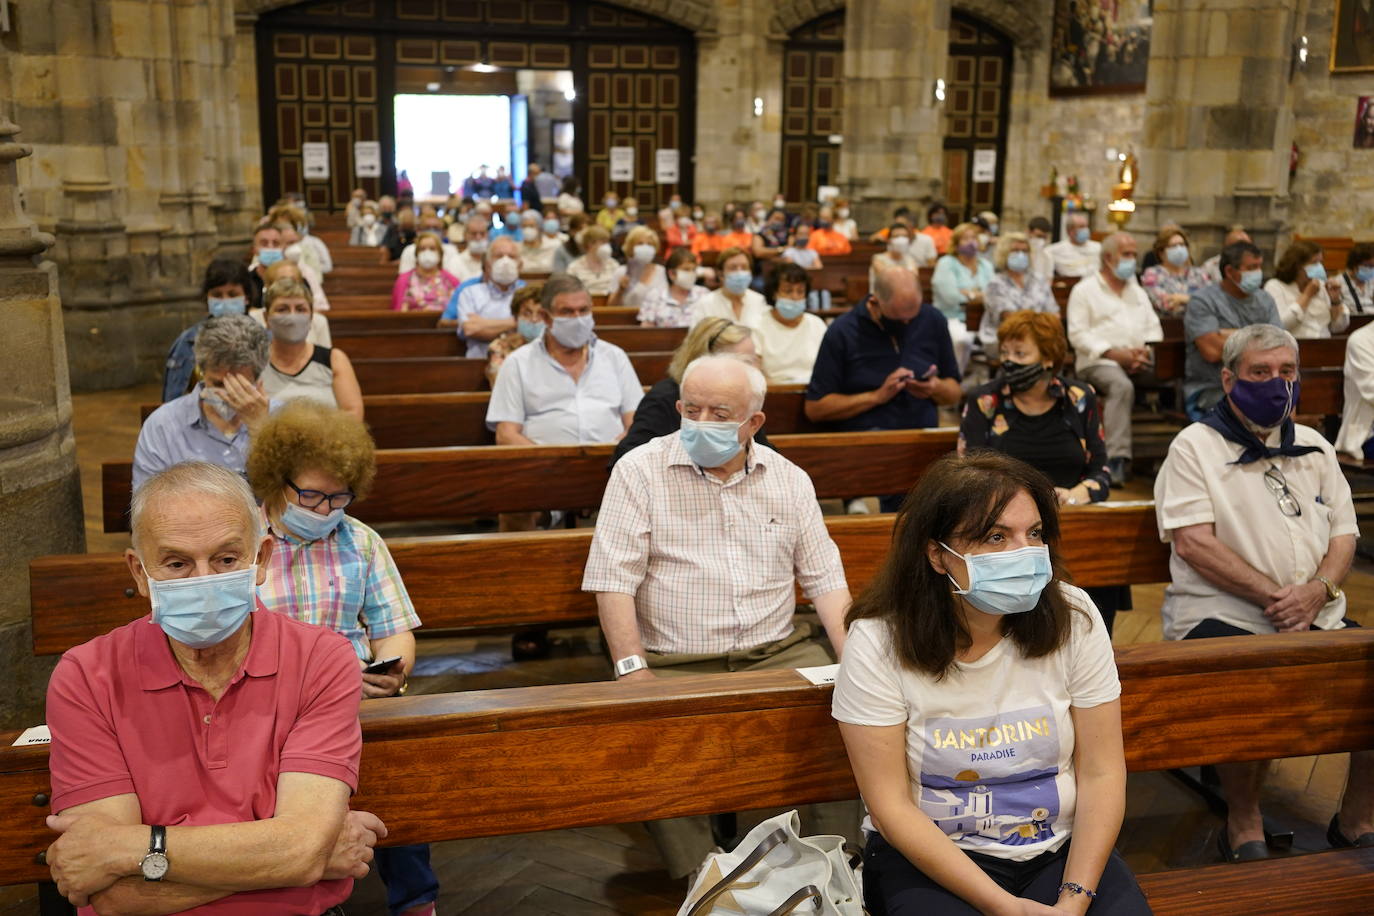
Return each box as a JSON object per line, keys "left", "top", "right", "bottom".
{"left": 1315, "top": 575, "right": 1343, "bottom": 602}
{"left": 614, "top": 654, "right": 648, "bottom": 679}
{"left": 140, "top": 825, "right": 169, "bottom": 881}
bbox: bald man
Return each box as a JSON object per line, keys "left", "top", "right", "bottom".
{"left": 584, "top": 354, "right": 857, "bottom": 881}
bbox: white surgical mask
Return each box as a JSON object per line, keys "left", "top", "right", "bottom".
{"left": 889, "top": 236, "right": 911, "bottom": 255}
{"left": 632, "top": 244, "right": 656, "bottom": 264}
{"left": 521, "top": 226, "right": 540, "bottom": 243}
{"left": 283, "top": 243, "right": 303, "bottom": 263}
{"left": 490, "top": 256, "right": 519, "bottom": 286}
{"left": 467, "top": 238, "right": 489, "bottom": 256}
{"left": 416, "top": 249, "right": 440, "bottom": 270}
{"left": 625, "top": 207, "right": 638, "bottom": 219}
{"left": 596, "top": 243, "right": 614, "bottom": 261}
{"left": 673, "top": 269, "right": 697, "bottom": 290}
{"left": 361, "top": 213, "right": 377, "bottom": 227}
{"left": 837, "top": 208, "right": 850, "bottom": 219}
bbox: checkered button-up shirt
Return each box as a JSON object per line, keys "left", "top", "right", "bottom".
{"left": 257, "top": 513, "right": 421, "bottom": 661}
{"left": 582, "top": 432, "right": 847, "bottom": 654}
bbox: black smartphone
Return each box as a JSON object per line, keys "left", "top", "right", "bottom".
{"left": 363, "top": 655, "right": 403, "bottom": 675}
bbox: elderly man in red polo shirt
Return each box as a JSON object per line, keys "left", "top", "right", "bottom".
{"left": 42, "top": 461, "right": 385, "bottom": 914}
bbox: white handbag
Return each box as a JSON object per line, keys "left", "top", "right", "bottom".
{"left": 678, "top": 810, "right": 865, "bottom": 916}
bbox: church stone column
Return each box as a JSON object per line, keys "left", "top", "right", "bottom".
{"left": 0, "top": 116, "right": 83, "bottom": 728}
{"left": 1136, "top": 0, "right": 1299, "bottom": 254}
{"left": 839, "top": 0, "right": 950, "bottom": 230}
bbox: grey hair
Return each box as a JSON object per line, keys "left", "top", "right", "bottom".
{"left": 263, "top": 277, "right": 312, "bottom": 311}
{"left": 540, "top": 272, "right": 588, "bottom": 312}
{"left": 465, "top": 215, "right": 489, "bottom": 232}
{"left": 1222, "top": 324, "right": 1300, "bottom": 374}
{"left": 1066, "top": 211, "right": 1089, "bottom": 228}
{"left": 130, "top": 461, "right": 261, "bottom": 552}
{"left": 485, "top": 235, "right": 520, "bottom": 266}
{"left": 1099, "top": 232, "right": 1134, "bottom": 263}
{"left": 680, "top": 354, "right": 768, "bottom": 416}
{"left": 193, "top": 314, "right": 269, "bottom": 376}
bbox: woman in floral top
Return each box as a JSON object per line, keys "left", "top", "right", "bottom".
{"left": 959, "top": 310, "right": 1126, "bottom": 633}
{"left": 484, "top": 284, "right": 546, "bottom": 386}
{"left": 1140, "top": 226, "right": 1209, "bottom": 316}
{"left": 391, "top": 232, "right": 460, "bottom": 311}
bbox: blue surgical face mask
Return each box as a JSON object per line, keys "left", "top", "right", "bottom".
{"left": 517, "top": 318, "right": 545, "bottom": 342}
{"left": 1306, "top": 263, "right": 1328, "bottom": 282}
{"left": 775, "top": 298, "right": 807, "bottom": 320}
{"left": 147, "top": 565, "right": 257, "bottom": 649}
{"left": 939, "top": 542, "right": 1053, "bottom": 616}
{"left": 1073, "top": 227, "right": 1091, "bottom": 244}
{"left": 1113, "top": 257, "right": 1138, "bottom": 281}
{"left": 1165, "top": 244, "right": 1189, "bottom": 267}
{"left": 543, "top": 218, "right": 561, "bottom": 235}
{"left": 1359, "top": 266, "right": 1374, "bottom": 284}
{"left": 1238, "top": 268, "right": 1264, "bottom": 294}
{"left": 200, "top": 391, "right": 237, "bottom": 422}
{"left": 257, "top": 247, "right": 284, "bottom": 267}
{"left": 679, "top": 417, "right": 747, "bottom": 468}
{"left": 208, "top": 296, "right": 246, "bottom": 318}
{"left": 282, "top": 500, "right": 346, "bottom": 542}
{"left": 1006, "top": 251, "right": 1030, "bottom": 274}
{"left": 724, "top": 271, "right": 752, "bottom": 295}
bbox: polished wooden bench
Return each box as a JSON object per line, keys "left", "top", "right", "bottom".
{"left": 331, "top": 325, "right": 685, "bottom": 359}
{"left": 328, "top": 305, "right": 640, "bottom": 333}
{"left": 2, "top": 629, "right": 1372, "bottom": 915}
{"left": 101, "top": 426, "right": 953, "bottom": 532}
{"left": 32, "top": 502, "right": 1164, "bottom": 655}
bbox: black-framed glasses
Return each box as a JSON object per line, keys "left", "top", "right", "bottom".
{"left": 287, "top": 480, "right": 355, "bottom": 511}
{"left": 1263, "top": 465, "right": 1302, "bottom": 518}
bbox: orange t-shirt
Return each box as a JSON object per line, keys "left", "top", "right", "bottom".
{"left": 922, "top": 225, "right": 953, "bottom": 255}
{"left": 721, "top": 231, "right": 754, "bottom": 251}
{"left": 808, "top": 229, "right": 852, "bottom": 256}
{"left": 691, "top": 233, "right": 728, "bottom": 257}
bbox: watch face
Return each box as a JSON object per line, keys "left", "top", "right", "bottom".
{"left": 142, "top": 852, "right": 169, "bottom": 880}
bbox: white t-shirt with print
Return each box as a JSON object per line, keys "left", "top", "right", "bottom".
{"left": 831, "top": 584, "right": 1119, "bottom": 863}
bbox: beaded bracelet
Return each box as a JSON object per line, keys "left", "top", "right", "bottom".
{"left": 1058, "top": 881, "right": 1097, "bottom": 900}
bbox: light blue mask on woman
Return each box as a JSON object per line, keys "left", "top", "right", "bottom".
{"left": 208, "top": 296, "right": 246, "bottom": 318}
{"left": 147, "top": 565, "right": 257, "bottom": 648}
{"left": 518, "top": 319, "right": 545, "bottom": 342}
{"left": 283, "top": 500, "right": 346, "bottom": 542}
{"left": 724, "top": 271, "right": 752, "bottom": 295}
{"left": 939, "top": 543, "right": 1052, "bottom": 615}
{"left": 1006, "top": 251, "right": 1030, "bottom": 274}
{"left": 680, "top": 418, "right": 747, "bottom": 468}
{"left": 775, "top": 298, "right": 807, "bottom": 320}
{"left": 1306, "top": 263, "right": 1328, "bottom": 282}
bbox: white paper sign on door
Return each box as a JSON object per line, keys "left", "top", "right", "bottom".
{"left": 972, "top": 149, "right": 997, "bottom": 184}
{"left": 302, "top": 142, "right": 330, "bottom": 180}
{"left": 655, "top": 148, "right": 679, "bottom": 184}
{"left": 609, "top": 146, "right": 634, "bottom": 182}
{"left": 354, "top": 141, "right": 381, "bottom": 178}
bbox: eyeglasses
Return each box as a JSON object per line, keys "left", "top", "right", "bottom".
{"left": 287, "top": 479, "right": 355, "bottom": 511}
{"left": 1263, "top": 465, "right": 1302, "bottom": 517}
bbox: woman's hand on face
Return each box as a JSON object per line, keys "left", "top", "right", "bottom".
{"left": 219, "top": 372, "right": 271, "bottom": 428}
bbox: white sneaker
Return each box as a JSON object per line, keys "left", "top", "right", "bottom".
{"left": 846, "top": 498, "right": 871, "bottom": 515}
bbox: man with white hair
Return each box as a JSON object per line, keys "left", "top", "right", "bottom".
{"left": 516, "top": 206, "right": 558, "bottom": 273}
{"left": 448, "top": 215, "right": 490, "bottom": 284}
{"left": 584, "top": 353, "right": 855, "bottom": 881}
{"left": 443, "top": 236, "right": 525, "bottom": 355}
{"left": 1045, "top": 211, "right": 1101, "bottom": 278}
{"left": 43, "top": 462, "right": 384, "bottom": 912}
{"left": 1066, "top": 231, "right": 1164, "bottom": 485}
{"left": 1155, "top": 324, "right": 1371, "bottom": 861}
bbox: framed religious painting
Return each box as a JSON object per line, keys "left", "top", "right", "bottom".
{"left": 1049, "top": 0, "right": 1152, "bottom": 96}
{"left": 1332, "top": 0, "right": 1374, "bottom": 73}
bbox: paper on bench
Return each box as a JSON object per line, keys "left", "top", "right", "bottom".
{"left": 12, "top": 725, "right": 50, "bottom": 747}
{"left": 796, "top": 664, "right": 839, "bottom": 686}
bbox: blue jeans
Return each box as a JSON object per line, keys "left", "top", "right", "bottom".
{"left": 375, "top": 844, "right": 439, "bottom": 914}
{"left": 1184, "top": 389, "right": 1209, "bottom": 423}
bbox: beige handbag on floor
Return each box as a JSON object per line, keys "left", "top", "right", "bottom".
{"left": 678, "top": 810, "right": 865, "bottom": 916}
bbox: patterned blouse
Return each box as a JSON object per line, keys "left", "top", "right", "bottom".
{"left": 1140, "top": 264, "right": 1210, "bottom": 316}
{"left": 958, "top": 375, "right": 1111, "bottom": 500}
{"left": 636, "top": 284, "right": 707, "bottom": 328}
{"left": 392, "top": 269, "right": 459, "bottom": 311}
{"left": 485, "top": 329, "right": 532, "bottom": 386}
{"left": 978, "top": 272, "right": 1058, "bottom": 349}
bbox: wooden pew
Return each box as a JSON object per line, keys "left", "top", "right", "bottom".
{"left": 1151, "top": 340, "right": 1348, "bottom": 385}
{"left": 2, "top": 629, "right": 1373, "bottom": 915}
{"left": 328, "top": 306, "right": 640, "bottom": 333}
{"left": 33, "top": 502, "right": 1165, "bottom": 655}
{"left": 100, "top": 426, "right": 953, "bottom": 532}
{"left": 331, "top": 326, "right": 685, "bottom": 359}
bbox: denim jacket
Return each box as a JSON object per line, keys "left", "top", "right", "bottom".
{"left": 162, "top": 321, "right": 203, "bottom": 402}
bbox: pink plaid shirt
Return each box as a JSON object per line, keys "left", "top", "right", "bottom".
{"left": 582, "top": 432, "right": 847, "bottom": 653}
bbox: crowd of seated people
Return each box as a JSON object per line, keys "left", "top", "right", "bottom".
{"left": 74, "top": 186, "right": 1374, "bottom": 915}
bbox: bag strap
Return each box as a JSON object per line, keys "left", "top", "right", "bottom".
{"left": 766, "top": 886, "right": 823, "bottom": 916}
{"left": 685, "top": 828, "right": 788, "bottom": 916}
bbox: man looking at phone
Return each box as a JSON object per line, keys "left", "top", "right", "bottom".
{"left": 804, "top": 265, "right": 961, "bottom": 509}
{"left": 44, "top": 462, "right": 383, "bottom": 913}
{"left": 1066, "top": 231, "right": 1164, "bottom": 486}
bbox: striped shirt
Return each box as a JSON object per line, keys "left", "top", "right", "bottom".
{"left": 257, "top": 513, "right": 421, "bottom": 660}
{"left": 582, "top": 432, "right": 847, "bottom": 653}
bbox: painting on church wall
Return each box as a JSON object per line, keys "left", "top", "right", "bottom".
{"left": 1356, "top": 97, "right": 1374, "bottom": 148}
{"left": 1333, "top": 1, "right": 1374, "bottom": 73}
{"left": 1049, "top": 0, "right": 1152, "bottom": 97}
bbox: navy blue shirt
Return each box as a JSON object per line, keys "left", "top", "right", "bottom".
{"left": 805, "top": 298, "right": 960, "bottom": 431}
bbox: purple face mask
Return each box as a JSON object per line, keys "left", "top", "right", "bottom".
{"left": 957, "top": 241, "right": 979, "bottom": 258}
{"left": 1228, "top": 376, "right": 1298, "bottom": 428}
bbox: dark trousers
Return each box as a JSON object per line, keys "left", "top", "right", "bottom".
{"left": 374, "top": 844, "right": 439, "bottom": 915}
{"left": 1183, "top": 617, "right": 1360, "bottom": 640}
{"left": 862, "top": 833, "right": 1153, "bottom": 915}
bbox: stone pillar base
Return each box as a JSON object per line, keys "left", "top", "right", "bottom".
{"left": 63, "top": 296, "right": 205, "bottom": 392}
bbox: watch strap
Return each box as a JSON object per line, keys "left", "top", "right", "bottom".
{"left": 150, "top": 825, "right": 166, "bottom": 855}
{"left": 1316, "top": 575, "right": 1341, "bottom": 601}
{"left": 614, "top": 654, "right": 648, "bottom": 678}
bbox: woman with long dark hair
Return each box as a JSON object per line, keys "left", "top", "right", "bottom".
{"left": 832, "top": 452, "right": 1151, "bottom": 915}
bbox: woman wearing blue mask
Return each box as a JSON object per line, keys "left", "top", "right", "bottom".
{"left": 1266, "top": 240, "right": 1349, "bottom": 340}
{"left": 692, "top": 247, "right": 770, "bottom": 330}
{"left": 1140, "top": 227, "right": 1209, "bottom": 317}
{"left": 162, "top": 259, "right": 255, "bottom": 402}
{"left": 979, "top": 234, "right": 1058, "bottom": 353}
{"left": 754, "top": 262, "right": 829, "bottom": 384}
{"left": 1339, "top": 242, "right": 1374, "bottom": 314}
{"left": 248, "top": 399, "right": 439, "bottom": 916}
{"left": 833, "top": 452, "right": 1149, "bottom": 916}
{"left": 485, "top": 284, "right": 546, "bottom": 386}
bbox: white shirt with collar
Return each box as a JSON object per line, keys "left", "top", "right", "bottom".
{"left": 520, "top": 236, "right": 560, "bottom": 274}
{"left": 1154, "top": 420, "right": 1357, "bottom": 640}
{"left": 691, "top": 288, "right": 770, "bottom": 331}
{"left": 397, "top": 241, "right": 463, "bottom": 276}
{"left": 451, "top": 249, "right": 484, "bottom": 283}
{"left": 1067, "top": 271, "right": 1164, "bottom": 373}
{"left": 1045, "top": 238, "right": 1102, "bottom": 278}
{"left": 1264, "top": 277, "right": 1349, "bottom": 340}
{"left": 485, "top": 336, "right": 643, "bottom": 444}
{"left": 1335, "top": 321, "right": 1374, "bottom": 458}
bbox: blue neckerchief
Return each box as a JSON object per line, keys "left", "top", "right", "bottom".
{"left": 1197, "top": 397, "right": 1320, "bottom": 465}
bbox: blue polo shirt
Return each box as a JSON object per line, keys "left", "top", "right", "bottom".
{"left": 805, "top": 298, "right": 960, "bottom": 431}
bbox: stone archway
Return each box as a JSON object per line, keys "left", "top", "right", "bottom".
{"left": 769, "top": 0, "right": 1041, "bottom": 51}
{"left": 235, "top": 0, "right": 718, "bottom": 33}
{"left": 769, "top": 0, "right": 845, "bottom": 37}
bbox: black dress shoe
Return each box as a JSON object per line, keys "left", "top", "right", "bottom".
{"left": 1218, "top": 826, "right": 1268, "bottom": 862}
{"left": 1328, "top": 813, "right": 1374, "bottom": 848}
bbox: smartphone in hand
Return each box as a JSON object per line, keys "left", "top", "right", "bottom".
{"left": 363, "top": 655, "right": 403, "bottom": 675}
